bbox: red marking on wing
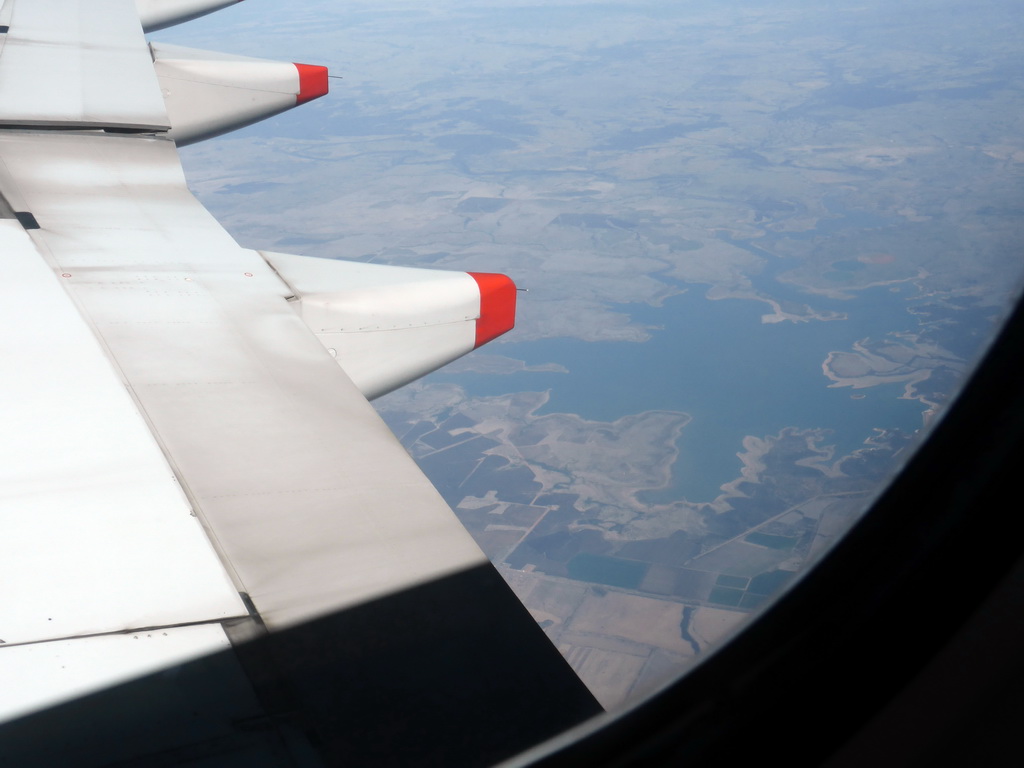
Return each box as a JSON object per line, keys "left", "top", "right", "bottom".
{"left": 468, "top": 272, "right": 517, "bottom": 348}
{"left": 294, "top": 63, "right": 329, "bottom": 105}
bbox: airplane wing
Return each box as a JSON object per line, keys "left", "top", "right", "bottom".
{"left": 0, "top": 1, "right": 600, "bottom": 765}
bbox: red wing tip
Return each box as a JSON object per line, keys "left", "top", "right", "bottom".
{"left": 468, "top": 272, "right": 517, "bottom": 348}
{"left": 294, "top": 63, "right": 329, "bottom": 104}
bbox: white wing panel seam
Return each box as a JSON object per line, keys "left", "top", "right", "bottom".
{"left": 0, "top": 623, "right": 234, "bottom": 723}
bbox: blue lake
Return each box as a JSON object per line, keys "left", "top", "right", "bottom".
{"left": 431, "top": 282, "right": 931, "bottom": 503}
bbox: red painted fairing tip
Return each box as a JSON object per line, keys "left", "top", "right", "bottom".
{"left": 294, "top": 63, "right": 329, "bottom": 105}
{"left": 468, "top": 272, "right": 517, "bottom": 348}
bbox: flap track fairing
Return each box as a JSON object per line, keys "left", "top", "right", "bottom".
{"left": 135, "top": 0, "right": 244, "bottom": 33}
{"left": 151, "top": 42, "right": 328, "bottom": 146}
{"left": 260, "top": 252, "right": 517, "bottom": 400}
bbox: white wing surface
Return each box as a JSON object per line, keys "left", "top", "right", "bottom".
{"left": 0, "top": 0, "right": 169, "bottom": 129}
{"left": 0, "top": 2, "right": 600, "bottom": 763}
{"left": 1, "top": 129, "right": 488, "bottom": 634}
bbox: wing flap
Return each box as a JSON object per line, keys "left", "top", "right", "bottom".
{"left": 0, "top": 624, "right": 232, "bottom": 722}
{"left": 0, "top": 131, "right": 487, "bottom": 631}
{"left": 0, "top": 0, "right": 169, "bottom": 129}
{"left": 0, "top": 220, "right": 246, "bottom": 647}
